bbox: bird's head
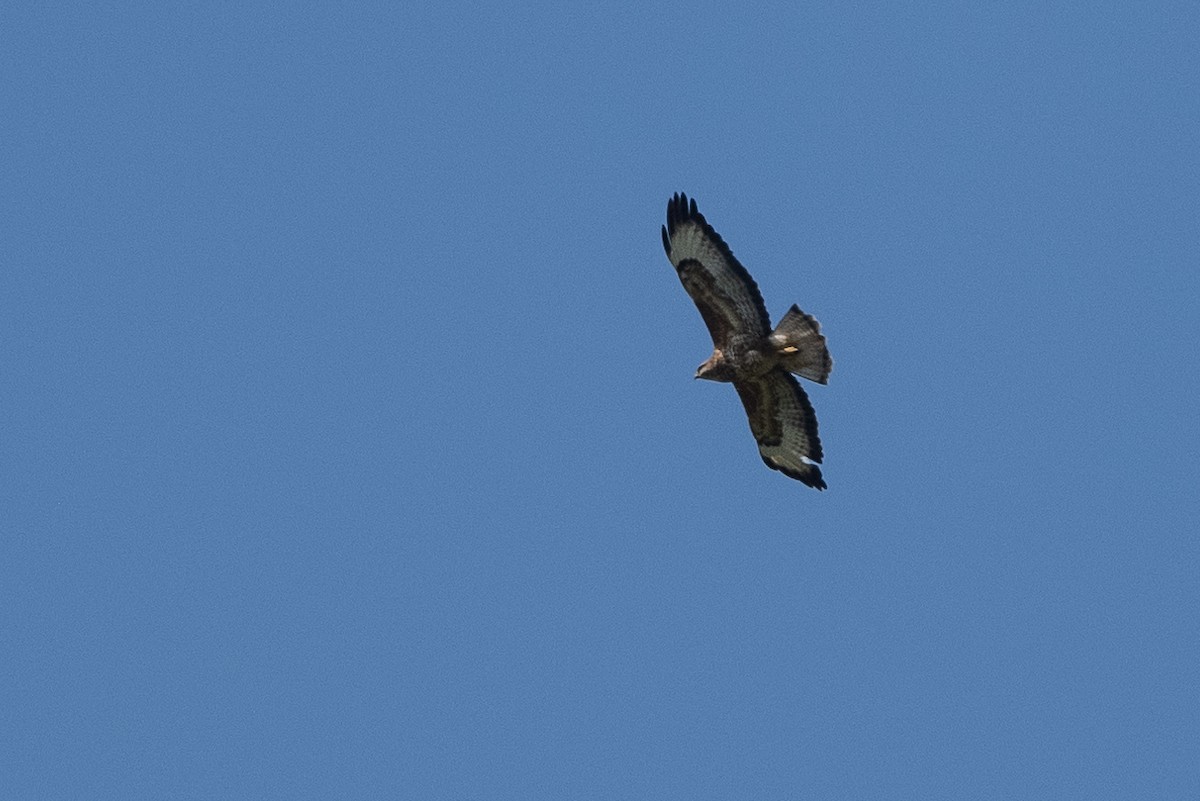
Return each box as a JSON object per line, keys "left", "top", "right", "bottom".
{"left": 695, "top": 351, "right": 733, "bottom": 382}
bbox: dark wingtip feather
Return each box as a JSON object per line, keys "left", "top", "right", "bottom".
{"left": 763, "top": 456, "right": 827, "bottom": 490}
{"left": 661, "top": 224, "right": 670, "bottom": 256}
{"left": 665, "top": 192, "right": 695, "bottom": 247}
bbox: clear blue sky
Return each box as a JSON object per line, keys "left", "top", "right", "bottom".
{"left": 5, "top": 2, "right": 1198, "bottom": 798}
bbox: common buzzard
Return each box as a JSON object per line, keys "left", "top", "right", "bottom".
{"left": 661, "top": 193, "right": 832, "bottom": 489}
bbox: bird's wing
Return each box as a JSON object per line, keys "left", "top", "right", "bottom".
{"left": 661, "top": 193, "right": 771, "bottom": 348}
{"left": 734, "top": 370, "right": 826, "bottom": 489}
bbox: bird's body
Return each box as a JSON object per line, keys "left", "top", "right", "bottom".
{"left": 697, "top": 336, "right": 771, "bottom": 382}
{"left": 661, "top": 193, "right": 832, "bottom": 489}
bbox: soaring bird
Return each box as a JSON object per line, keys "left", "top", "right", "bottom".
{"left": 661, "top": 193, "right": 832, "bottom": 489}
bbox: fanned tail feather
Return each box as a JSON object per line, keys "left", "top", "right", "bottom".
{"left": 770, "top": 304, "right": 832, "bottom": 384}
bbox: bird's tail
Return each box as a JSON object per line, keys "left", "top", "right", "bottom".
{"left": 770, "top": 305, "right": 832, "bottom": 384}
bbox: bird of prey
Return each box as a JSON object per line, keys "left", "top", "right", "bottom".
{"left": 661, "top": 193, "right": 832, "bottom": 489}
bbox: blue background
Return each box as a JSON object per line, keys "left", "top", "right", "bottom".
{"left": 5, "top": 2, "right": 1198, "bottom": 798}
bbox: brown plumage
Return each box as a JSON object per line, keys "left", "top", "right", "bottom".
{"left": 661, "top": 193, "right": 832, "bottom": 489}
